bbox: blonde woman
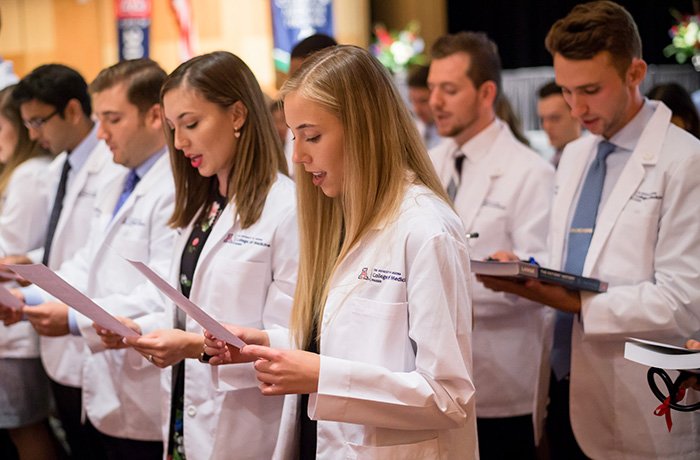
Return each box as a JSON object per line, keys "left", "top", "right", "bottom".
{"left": 102, "top": 52, "right": 298, "bottom": 460}
{"left": 0, "top": 85, "right": 58, "bottom": 459}
{"left": 205, "top": 45, "right": 478, "bottom": 459}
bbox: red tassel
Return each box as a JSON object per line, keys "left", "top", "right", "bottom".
{"left": 653, "top": 387, "right": 686, "bottom": 432}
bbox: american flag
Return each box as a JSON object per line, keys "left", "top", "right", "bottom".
{"left": 169, "top": 0, "right": 198, "bottom": 61}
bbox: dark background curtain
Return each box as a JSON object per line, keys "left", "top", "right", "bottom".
{"left": 447, "top": 0, "right": 697, "bottom": 69}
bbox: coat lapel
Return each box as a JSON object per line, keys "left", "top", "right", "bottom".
{"left": 455, "top": 124, "right": 508, "bottom": 230}
{"left": 52, "top": 149, "right": 105, "bottom": 248}
{"left": 194, "top": 201, "right": 237, "bottom": 281}
{"left": 583, "top": 102, "right": 669, "bottom": 274}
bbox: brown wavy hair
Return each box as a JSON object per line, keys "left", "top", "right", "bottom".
{"left": 0, "top": 85, "right": 51, "bottom": 196}
{"left": 161, "top": 51, "right": 287, "bottom": 229}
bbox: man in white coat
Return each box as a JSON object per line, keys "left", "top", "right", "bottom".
{"left": 427, "top": 31, "right": 554, "bottom": 459}
{"left": 7, "top": 59, "right": 175, "bottom": 459}
{"left": 481, "top": 2, "right": 700, "bottom": 459}
{"left": 0, "top": 63, "right": 123, "bottom": 459}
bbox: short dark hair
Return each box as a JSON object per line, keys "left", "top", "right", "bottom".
{"left": 430, "top": 31, "right": 502, "bottom": 94}
{"left": 407, "top": 64, "right": 430, "bottom": 89}
{"left": 290, "top": 33, "right": 337, "bottom": 59}
{"left": 12, "top": 64, "right": 91, "bottom": 117}
{"left": 89, "top": 59, "right": 166, "bottom": 114}
{"left": 545, "top": 1, "right": 641, "bottom": 77}
{"left": 538, "top": 81, "right": 563, "bottom": 99}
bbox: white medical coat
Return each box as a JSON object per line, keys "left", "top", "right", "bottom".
{"left": 156, "top": 174, "right": 298, "bottom": 460}
{"left": 264, "top": 184, "right": 478, "bottom": 459}
{"left": 61, "top": 153, "right": 175, "bottom": 441}
{"left": 430, "top": 120, "right": 553, "bottom": 423}
{"left": 542, "top": 101, "right": 700, "bottom": 459}
{"left": 0, "top": 156, "right": 51, "bottom": 358}
{"left": 33, "top": 142, "right": 125, "bottom": 386}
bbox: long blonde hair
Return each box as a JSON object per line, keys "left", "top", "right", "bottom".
{"left": 162, "top": 51, "right": 287, "bottom": 229}
{"left": 281, "top": 45, "right": 449, "bottom": 348}
{"left": 0, "top": 85, "right": 51, "bottom": 196}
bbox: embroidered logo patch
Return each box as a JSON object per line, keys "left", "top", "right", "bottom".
{"left": 358, "top": 267, "right": 370, "bottom": 280}
{"left": 631, "top": 191, "right": 663, "bottom": 202}
{"left": 223, "top": 233, "right": 271, "bottom": 247}
{"left": 357, "top": 267, "right": 406, "bottom": 283}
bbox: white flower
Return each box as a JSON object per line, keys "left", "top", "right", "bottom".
{"left": 684, "top": 21, "right": 699, "bottom": 46}
{"left": 390, "top": 41, "right": 413, "bottom": 66}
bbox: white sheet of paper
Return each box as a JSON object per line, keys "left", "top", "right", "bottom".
{"left": 126, "top": 259, "right": 246, "bottom": 349}
{"left": 6, "top": 264, "right": 139, "bottom": 338}
{"left": 0, "top": 284, "right": 23, "bottom": 310}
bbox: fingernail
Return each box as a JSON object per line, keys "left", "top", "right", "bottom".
{"left": 122, "top": 337, "right": 127, "bottom": 344}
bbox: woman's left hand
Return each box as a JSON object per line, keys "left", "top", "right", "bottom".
{"left": 241, "top": 345, "right": 320, "bottom": 395}
{"left": 124, "top": 329, "right": 203, "bottom": 368}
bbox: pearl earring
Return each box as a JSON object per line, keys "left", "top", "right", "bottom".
{"left": 234, "top": 127, "right": 241, "bottom": 138}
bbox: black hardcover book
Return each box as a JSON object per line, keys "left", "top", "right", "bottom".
{"left": 471, "top": 259, "right": 608, "bottom": 293}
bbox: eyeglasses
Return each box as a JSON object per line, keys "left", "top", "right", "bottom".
{"left": 23, "top": 110, "right": 59, "bottom": 130}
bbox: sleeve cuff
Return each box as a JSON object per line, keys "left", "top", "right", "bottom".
{"left": 68, "top": 309, "right": 82, "bottom": 336}
{"left": 267, "top": 327, "right": 292, "bottom": 349}
{"left": 21, "top": 285, "right": 47, "bottom": 306}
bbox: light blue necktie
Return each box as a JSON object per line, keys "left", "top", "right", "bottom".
{"left": 112, "top": 170, "right": 140, "bottom": 217}
{"left": 551, "top": 140, "right": 616, "bottom": 380}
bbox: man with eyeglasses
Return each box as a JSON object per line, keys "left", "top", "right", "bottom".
{"left": 0, "top": 63, "right": 123, "bottom": 459}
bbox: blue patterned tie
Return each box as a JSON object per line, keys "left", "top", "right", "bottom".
{"left": 551, "top": 140, "right": 616, "bottom": 380}
{"left": 112, "top": 170, "right": 140, "bottom": 217}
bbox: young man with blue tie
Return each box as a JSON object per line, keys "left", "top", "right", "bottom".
{"left": 481, "top": 2, "right": 700, "bottom": 458}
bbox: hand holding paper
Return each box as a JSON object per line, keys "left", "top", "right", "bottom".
{"left": 94, "top": 316, "right": 142, "bottom": 349}
{"left": 125, "top": 259, "right": 246, "bottom": 349}
{"left": 124, "top": 329, "right": 205, "bottom": 368}
{"left": 6, "top": 264, "right": 139, "bottom": 338}
{"left": 203, "top": 325, "right": 269, "bottom": 365}
{"left": 0, "top": 286, "right": 24, "bottom": 325}
{"left": 0, "top": 284, "right": 23, "bottom": 310}
{"left": 0, "top": 254, "right": 33, "bottom": 284}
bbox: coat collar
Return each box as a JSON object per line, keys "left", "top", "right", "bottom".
{"left": 454, "top": 120, "right": 509, "bottom": 229}
{"left": 105, "top": 152, "right": 171, "bottom": 232}
{"left": 551, "top": 101, "right": 671, "bottom": 273}
{"left": 583, "top": 101, "right": 670, "bottom": 273}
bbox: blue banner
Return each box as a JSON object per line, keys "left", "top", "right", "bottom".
{"left": 118, "top": 19, "right": 150, "bottom": 61}
{"left": 270, "top": 0, "right": 334, "bottom": 73}
{"left": 115, "top": 0, "right": 152, "bottom": 61}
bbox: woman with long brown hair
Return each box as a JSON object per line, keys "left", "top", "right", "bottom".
{"left": 105, "top": 51, "right": 298, "bottom": 460}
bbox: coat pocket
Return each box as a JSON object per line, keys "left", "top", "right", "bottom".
{"left": 329, "top": 298, "right": 409, "bottom": 370}
{"left": 346, "top": 436, "right": 440, "bottom": 459}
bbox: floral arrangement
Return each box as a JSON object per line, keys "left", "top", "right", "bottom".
{"left": 664, "top": 10, "right": 700, "bottom": 69}
{"left": 370, "top": 21, "right": 427, "bottom": 74}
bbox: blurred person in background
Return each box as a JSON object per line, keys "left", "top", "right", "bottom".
{"left": 537, "top": 80, "right": 582, "bottom": 168}
{"left": 647, "top": 82, "right": 700, "bottom": 138}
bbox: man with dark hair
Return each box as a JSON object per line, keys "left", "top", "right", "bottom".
{"left": 537, "top": 80, "right": 581, "bottom": 168}
{"left": 427, "top": 31, "right": 554, "bottom": 460}
{"left": 407, "top": 64, "right": 442, "bottom": 149}
{"left": 289, "top": 33, "right": 337, "bottom": 75}
{"left": 3, "top": 58, "right": 175, "bottom": 459}
{"left": 481, "top": 2, "right": 700, "bottom": 458}
{"left": 0, "top": 63, "right": 122, "bottom": 459}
